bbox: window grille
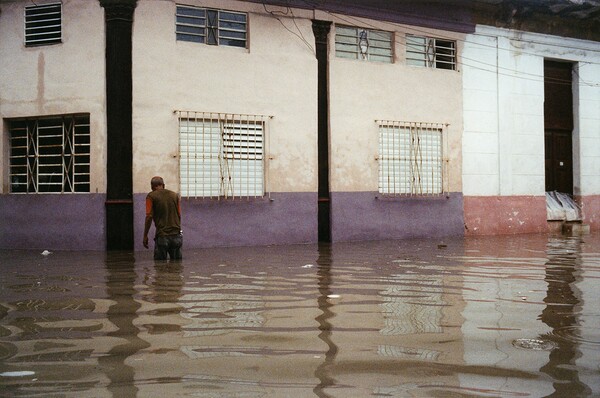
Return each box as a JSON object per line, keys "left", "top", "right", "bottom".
{"left": 178, "top": 112, "right": 268, "bottom": 199}
{"left": 24, "top": 3, "right": 62, "bottom": 46}
{"left": 335, "top": 25, "right": 393, "bottom": 63}
{"left": 377, "top": 121, "right": 447, "bottom": 196}
{"left": 9, "top": 114, "right": 91, "bottom": 193}
{"left": 176, "top": 5, "right": 247, "bottom": 48}
{"left": 406, "top": 35, "right": 456, "bottom": 70}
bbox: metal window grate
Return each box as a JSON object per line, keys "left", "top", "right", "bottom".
{"left": 9, "top": 114, "right": 91, "bottom": 193}
{"left": 335, "top": 25, "right": 393, "bottom": 63}
{"left": 175, "top": 5, "right": 247, "bottom": 48}
{"left": 178, "top": 111, "right": 268, "bottom": 199}
{"left": 377, "top": 121, "right": 448, "bottom": 196}
{"left": 406, "top": 35, "right": 456, "bottom": 70}
{"left": 25, "top": 3, "right": 61, "bottom": 46}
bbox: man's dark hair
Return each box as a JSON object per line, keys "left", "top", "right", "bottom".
{"left": 151, "top": 176, "right": 164, "bottom": 189}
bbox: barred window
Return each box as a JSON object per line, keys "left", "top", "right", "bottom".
{"left": 9, "top": 114, "right": 91, "bottom": 193}
{"left": 406, "top": 35, "right": 456, "bottom": 70}
{"left": 178, "top": 112, "right": 267, "bottom": 199}
{"left": 25, "top": 3, "right": 62, "bottom": 46}
{"left": 176, "top": 5, "right": 247, "bottom": 48}
{"left": 335, "top": 25, "right": 393, "bottom": 63}
{"left": 378, "top": 121, "right": 447, "bottom": 196}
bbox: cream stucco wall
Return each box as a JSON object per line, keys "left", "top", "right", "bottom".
{"left": 131, "top": 0, "right": 318, "bottom": 194}
{"left": 327, "top": 17, "right": 465, "bottom": 193}
{"left": 0, "top": 0, "right": 106, "bottom": 194}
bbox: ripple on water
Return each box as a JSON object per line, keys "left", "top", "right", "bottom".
{"left": 549, "top": 326, "right": 600, "bottom": 346}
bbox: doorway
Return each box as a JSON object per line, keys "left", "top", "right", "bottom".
{"left": 544, "top": 60, "right": 574, "bottom": 195}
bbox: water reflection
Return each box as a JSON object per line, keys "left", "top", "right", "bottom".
{"left": 540, "top": 237, "right": 590, "bottom": 396}
{"left": 314, "top": 243, "right": 337, "bottom": 398}
{"left": 0, "top": 234, "right": 598, "bottom": 396}
{"left": 99, "top": 252, "right": 149, "bottom": 398}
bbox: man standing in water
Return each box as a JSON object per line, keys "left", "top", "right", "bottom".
{"left": 143, "top": 176, "right": 183, "bottom": 260}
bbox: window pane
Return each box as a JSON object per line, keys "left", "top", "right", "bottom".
{"left": 8, "top": 114, "right": 90, "bottom": 193}
{"left": 177, "top": 15, "right": 205, "bottom": 26}
{"left": 179, "top": 114, "right": 266, "bottom": 198}
{"left": 177, "top": 7, "right": 246, "bottom": 47}
{"left": 176, "top": 6, "right": 205, "bottom": 17}
{"left": 219, "top": 20, "right": 246, "bottom": 31}
{"left": 25, "top": 3, "right": 61, "bottom": 46}
{"left": 407, "top": 35, "right": 455, "bottom": 70}
{"left": 336, "top": 25, "right": 392, "bottom": 62}
{"left": 219, "top": 38, "right": 246, "bottom": 47}
{"left": 177, "top": 33, "right": 205, "bottom": 43}
{"left": 219, "top": 11, "right": 246, "bottom": 22}
{"left": 379, "top": 122, "right": 444, "bottom": 195}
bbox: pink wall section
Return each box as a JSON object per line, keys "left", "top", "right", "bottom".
{"left": 464, "top": 196, "right": 548, "bottom": 235}
{"left": 579, "top": 195, "right": 600, "bottom": 231}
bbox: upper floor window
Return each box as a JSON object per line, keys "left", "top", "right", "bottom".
{"left": 378, "top": 121, "right": 447, "bottom": 196}
{"left": 406, "top": 35, "right": 456, "bottom": 70}
{"left": 178, "top": 111, "right": 268, "bottom": 199}
{"left": 25, "top": 3, "right": 62, "bottom": 47}
{"left": 335, "top": 25, "right": 393, "bottom": 63}
{"left": 176, "top": 5, "right": 247, "bottom": 48}
{"left": 9, "top": 114, "right": 91, "bottom": 193}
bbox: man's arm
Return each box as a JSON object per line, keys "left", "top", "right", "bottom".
{"left": 143, "top": 197, "right": 153, "bottom": 248}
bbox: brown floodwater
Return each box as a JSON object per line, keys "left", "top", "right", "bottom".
{"left": 0, "top": 233, "right": 599, "bottom": 397}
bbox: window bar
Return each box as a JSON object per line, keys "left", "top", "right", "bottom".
{"left": 265, "top": 116, "right": 270, "bottom": 201}
{"left": 386, "top": 124, "right": 391, "bottom": 194}
{"left": 381, "top": 124, "right": 386, "bottom": 194}
{"left": 392, "top": 123, "right": 397, "bottom": 195}
{"left": 408, "top": 124, "right": 416, "bottom": 194}
{"left": 391, "top": 123, "right": 395, "bottom": 194}
{"left": 229, "top": 112, "right": 235, "bottom": 199}
{"left": 190, "top": 112, "right": 194, "bottom": 198}
{"left": 215, "top": 112, "right": 221, "bottom": 200}
{"left": 428, "top": 124, "right": 433, "bottom": 195}
{"left": 250, "top": 113, "right": 255, "bottom": 199}
{"left": 401, "top": 124, "right": 406, "bottom": 194}
{"left": 62, "top": 117, "right": 67, "bottom": 193}
{"left": 378, "top": 124, "right": 383, "bottom": 194}
{"left": 221, "top": 113, "right": 229, "bottom": 199}
{"left": 423, "top": 124, "right": 427, "bottom": 195}
{"left": 179, "top": 113, "right": 185, "bottom": 197}
{"left": 35, "top": 121, "right": 40, "bottom": 193}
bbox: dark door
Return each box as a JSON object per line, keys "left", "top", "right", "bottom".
{"left": 545, "top": 129, "right": 573, "bottom": 194}
{"left": 544, "top": 61, "right": 573, "bottom": 195}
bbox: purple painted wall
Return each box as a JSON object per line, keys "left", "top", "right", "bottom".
{"left": 331, "top": 192, "right": 465, "bottom": 242}
{"left": 0, "top": 191, "right": 464, "bottom": 251}
{"left": 0, "top": 194, "right": 106, "bottom": 250}
{"left": 133, "top": 192, "right": 319, "bottom": 250}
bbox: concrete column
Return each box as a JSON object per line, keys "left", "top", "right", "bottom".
{"left": 312, "top": 20, "right": 332, "bottom": 242}
{"left": 100, "top": 0, "right": 137, "bottom": 250}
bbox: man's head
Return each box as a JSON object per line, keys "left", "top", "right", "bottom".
{"left": 150, "top": 176, "right": 165, "bottom": 190}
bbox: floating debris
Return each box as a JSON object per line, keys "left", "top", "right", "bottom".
{"left": 41, "top": 250, "right": 51, "bottom": 256}
{"left": 0, "top": 371, "right": 36, "bottom": 377}
{"left": 512, "top": 338, "right": 556, "bottom": 351}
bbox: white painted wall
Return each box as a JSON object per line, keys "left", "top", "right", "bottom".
{"left": 0, "top": 0, "right": 106, "bottom": 194}
{"left": 131, "top": 0, "right": 318, "bottom": 194}
{"left": 574, "top": 62, "right": 600, "bottom": 196}
{"left": 463, "top": 26, "right": 600, "bottom": 197}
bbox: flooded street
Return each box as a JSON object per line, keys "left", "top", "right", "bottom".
{"left": 0, "top": 233, "right": 599, "bottom": 397}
